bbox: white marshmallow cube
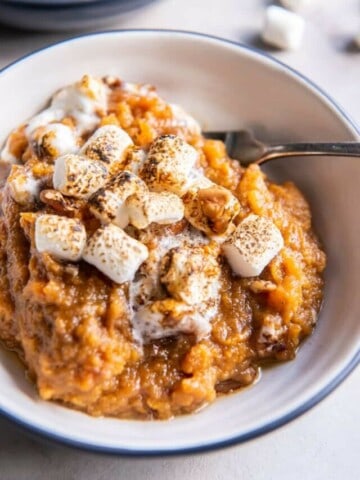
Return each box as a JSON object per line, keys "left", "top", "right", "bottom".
{"left": 81, "top": 125, "right": 133, "bottom": 165}
{"left": 132, "top": 300, "right": 213, "bottom": 343}
{"left": 161, "top": 246, "right": 220, "bottom": 305}
{"left": 35, "top": 214, "right": 86, "bottom": 262}
{"left": 223, "top": 214, "right": 284, "bottom": 277}
{"left": 141, "top": 135, "right": 198, "bottom": 195}
{"left": 124, "top": 148, "right": 147, "bottom": 175}
{"left": 83, "top": 224, "right": 148, "bottom": 284}
{"left": 262, "top": 6, "right": 305, "bottom": 50}
{"left": 89, "top": 171, "right": 147, "bottom": 227}
{"left": 125, "top": 191, "right": 184, "bottom": 229}
{"left": 53, "top": 154, "right": 108, "bottom": 199}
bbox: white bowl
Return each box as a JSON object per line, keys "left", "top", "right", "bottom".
{"left": 0, "top": 30, "right": 359, "bottom": 455}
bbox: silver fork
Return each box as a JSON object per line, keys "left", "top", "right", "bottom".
{"left": 203, "top": 129, "right": 360, "bottom": 166}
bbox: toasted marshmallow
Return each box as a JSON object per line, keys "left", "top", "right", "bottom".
{"left": 183, "top": 183, "right": 240, "bottom": 238}
{"left": 81, "top": 125, "right": 133, "bottom": 165}
{"left": 25, "top": 108, "right": 65, "bottom": 138}
{"left": 124, "top": 148, "right": 147, "bottom": 175}
{"left": 77, "top": 74, "right": 108, "bottom": 105}
{"left": 169, "top": 104, "right": 201, "bottom": 135}
{"left": 121, "top": 82, "right": 157, "bottom": 97}
{"left": 187, "top": 173, "right": 213, "bottom": 190}
{"left": 51, "top": 75, "right": 109, "bottom": 134}
{"left": 35, "top": 214, "right": 86, "bottom": 261}
{"left": 51, "top": 74, "right": 108, "bottom": 115}
{"left": 223, "top": 214, "right": 284, "bottom": 277}
{"left": 161, "top": 246, "right": 220, "bottom": 305}
{"left": 125, "top": 191, "right": 184, "bottom": 229}
{"left": 32, "top": 123, "right": 79, "bottom": 160}
{"left": 262, "top": 6, "right": 305, "bottom": 50}
{"left": 89, "top": 171, "right": 147, "bottom": 227}
{"left": 141, "top": 135, "right": 198, "bottom": 195}
{"left": 7, "top": 165, "right": 40, "bottom": 205}
{"left": 83, "top": 224, "right": 148, "bottom": 283}
{"left": 280, "top": 0, "right": 311, "bottom": 11}
{"left": 132, "top": 299, "right": 213, "bottom": 342}
{"left": 53, "top": 154, "right": 107, "bottom": 199}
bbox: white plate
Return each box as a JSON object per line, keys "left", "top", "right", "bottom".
{"left": 0, "top": 0, "right": 157, "bottom": 31}
{"left": 0, "top": 30, "right": 359, "bottom": 455}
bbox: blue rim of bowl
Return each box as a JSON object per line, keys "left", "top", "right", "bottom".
{"left": 0, "top": 29, "right": 359, "bottom": 456}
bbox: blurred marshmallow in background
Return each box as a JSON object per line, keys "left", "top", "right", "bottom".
{"left": 262, "top": 5, "right": 306, "bottom": 50}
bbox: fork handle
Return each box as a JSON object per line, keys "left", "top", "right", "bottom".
{"left": 259, "top": 142, "right": 360, "bottom": 164}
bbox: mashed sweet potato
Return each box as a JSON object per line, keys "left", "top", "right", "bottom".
{"left": 0, "top": 77, "right": 325, "bottom": 419}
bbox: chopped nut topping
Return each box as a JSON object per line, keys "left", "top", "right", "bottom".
{"left": 183, "top": 183, "right": 240, "bottom": 238}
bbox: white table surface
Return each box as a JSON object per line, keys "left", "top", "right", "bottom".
{"left": 0, "top": 1, "right": 359, "bottom": 479}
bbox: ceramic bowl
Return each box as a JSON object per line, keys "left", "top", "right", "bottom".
{"left": 0, "top": 30, "right": 359, "bottom": 455}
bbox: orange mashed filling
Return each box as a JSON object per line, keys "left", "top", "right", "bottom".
{"left": 0, "top": 79, "right": 325, "bottom": 419}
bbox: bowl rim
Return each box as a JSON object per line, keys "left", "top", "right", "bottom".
{"left": 0, "top": 29, "right": 359, "bottom": 457}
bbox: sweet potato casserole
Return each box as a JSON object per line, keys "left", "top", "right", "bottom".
{"left": 0, "top": 75, "right": 326, "bottom": 419}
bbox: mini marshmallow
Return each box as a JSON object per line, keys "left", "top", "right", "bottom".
{"left": 35, "top": 214, "right": 86, "bottom": 262}
{"left": 51, "top": 74, "right": 108, "bottom": 116}
{"left": 280, "top": 0, "right": 311, "bottom": 11}
{"left": 51, "top": 75, "right": 109, "bottom": 134}
{"left": 7, "top": 165, "right": 40, "bottom": 205}
{"left": 77, "top": 74, "right": 108, "bottom": 106}
{"left": 89, "top": 171, "right": 147, "bottom": 227}
{"left": 183, "top": 183, "right": 240, "bottom": 238}
{"left": 222, "top": 214, "right": 284, "bottom": 277}
{"left": 81, "top": 125, "right": 133, "bottom": 165}
{"left": 186, "top": 173, "right": 213, "bottom": 191}
{"left": 169, "top": 104, "right": 201, "bottom": 135}
{"left": 121, "top": 82, "right": 157, "bottom": 97}
{"left": 124, "top": 148, "right": 147, "bottom": 175}
{"left": 262, "top": 6, "right": 305, "bottom": 50}
{"left": 125, "top": 191, "right": 184, "bottom": 229}
{"left": 132, "top": 299, "right": 213, "bottom": 342}
{"left": 141, "top": 135, "right": 198, "bottom": 195}
{"left": 83, "top": 224, "right": 148, "bottom": 283}
{"left": 161, "top": 246, "right": 220, "bottom": 305}
{"left": 53, "top": 154, "right": 108, "bottom": 199}
{"left": 25, "top": 108, "right": 65, "bottom": 138}
{"left": 32, "top": 123, "right": 79, "bottom": 160}
{"left": 23, "top": 76, "right": 108, "bottom": 142}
